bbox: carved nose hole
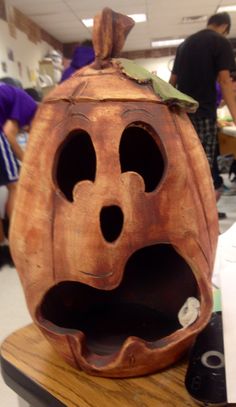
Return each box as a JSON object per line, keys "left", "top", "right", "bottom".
{"left": 100, "top": 206, "right": 124, "bottom": 243}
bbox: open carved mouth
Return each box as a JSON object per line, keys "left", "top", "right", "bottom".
{"left": 37, "top": 244, "right": 199, "bottom": 356}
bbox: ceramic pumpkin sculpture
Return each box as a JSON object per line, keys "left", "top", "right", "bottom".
{"left": 10, "top": 8, "right": 218, "bottom": 378}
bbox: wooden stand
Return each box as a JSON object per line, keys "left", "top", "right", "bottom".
{"left": 0, "top": 324, "right": 201, "bottom": 407}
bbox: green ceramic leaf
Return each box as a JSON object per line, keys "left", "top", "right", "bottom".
{"left": 117, "top": 58, "right": 152, "bottom": 82}
{"left": 116, "top": 58, "right": 198, "bottom": 113}
{"left": 151, "top": 74, "right": 198, "bottom": 113}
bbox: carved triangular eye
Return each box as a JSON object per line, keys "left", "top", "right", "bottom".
{"left": 55, "top": 130, "right": 96, "bottom": 201}
{"left": 119, "top": 123, "right": 164, "bottom": 192}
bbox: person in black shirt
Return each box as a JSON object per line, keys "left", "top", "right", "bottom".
{"left": 169, "top": 12, "right": 236, "bottom": 212}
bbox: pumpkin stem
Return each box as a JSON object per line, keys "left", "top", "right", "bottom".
{"left": 92, "top": 8, "right": 135, "bottom": 69}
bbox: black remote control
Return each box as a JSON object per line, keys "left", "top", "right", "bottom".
{"left": 185, "top": 312, "right": 227, "bottom": 406}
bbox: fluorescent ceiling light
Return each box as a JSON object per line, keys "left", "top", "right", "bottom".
{"left": 82, "top": 18, "right": 94, "bottom": 28}
{"left": 129, "top": 13, "right": 147, "bottom": 23}
{"left": 217, "top": 5, "right": 236, "bottom": 12}
{"left": 152, "top": 38, "right": 185, "bottom": 48}
{"left": 82, "top": 13, "right": 146, "bottom": 27}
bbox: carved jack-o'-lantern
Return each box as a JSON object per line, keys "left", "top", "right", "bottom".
{"left": 10, "top": 8, "right": 218, "bottom": 378}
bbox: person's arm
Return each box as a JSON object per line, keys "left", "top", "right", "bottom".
{"left": 169, "top": 73, "right": 178, "bottom": 87}
{"left": 3, "top": 119, "right": 24, "bottom": 161}
{"left": 169, "top": 46, "right": 181, "bottom": 87}
{"left": 218, "top": 70, "right": 236, "bottom": 125}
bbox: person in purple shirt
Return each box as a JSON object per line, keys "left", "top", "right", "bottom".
{"left": 0, "top": 82, "right": 37, "bottom": 267}
{"left": 60, "top": 40, "right": 95, "bottom": 82}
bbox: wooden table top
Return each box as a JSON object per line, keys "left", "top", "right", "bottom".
{"left": 0, "top": 323, "right": 211, "bottom": 407}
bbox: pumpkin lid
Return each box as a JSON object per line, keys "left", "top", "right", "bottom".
{"left": 45, "top": 59, "right": 198, "bottom": 113}
{"left": 45, "top": 7, "right": 198, "bottom": 113}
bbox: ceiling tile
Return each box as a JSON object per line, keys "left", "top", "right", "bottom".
{"left": 6, "top": 0, "right": 236, "bottom": 51}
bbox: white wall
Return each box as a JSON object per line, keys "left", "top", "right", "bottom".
{"left": 135, "top": 55, "right": 175, "bottom": 82}
{"left": 0, "top": 19, "right": 54, "bottom": 87}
